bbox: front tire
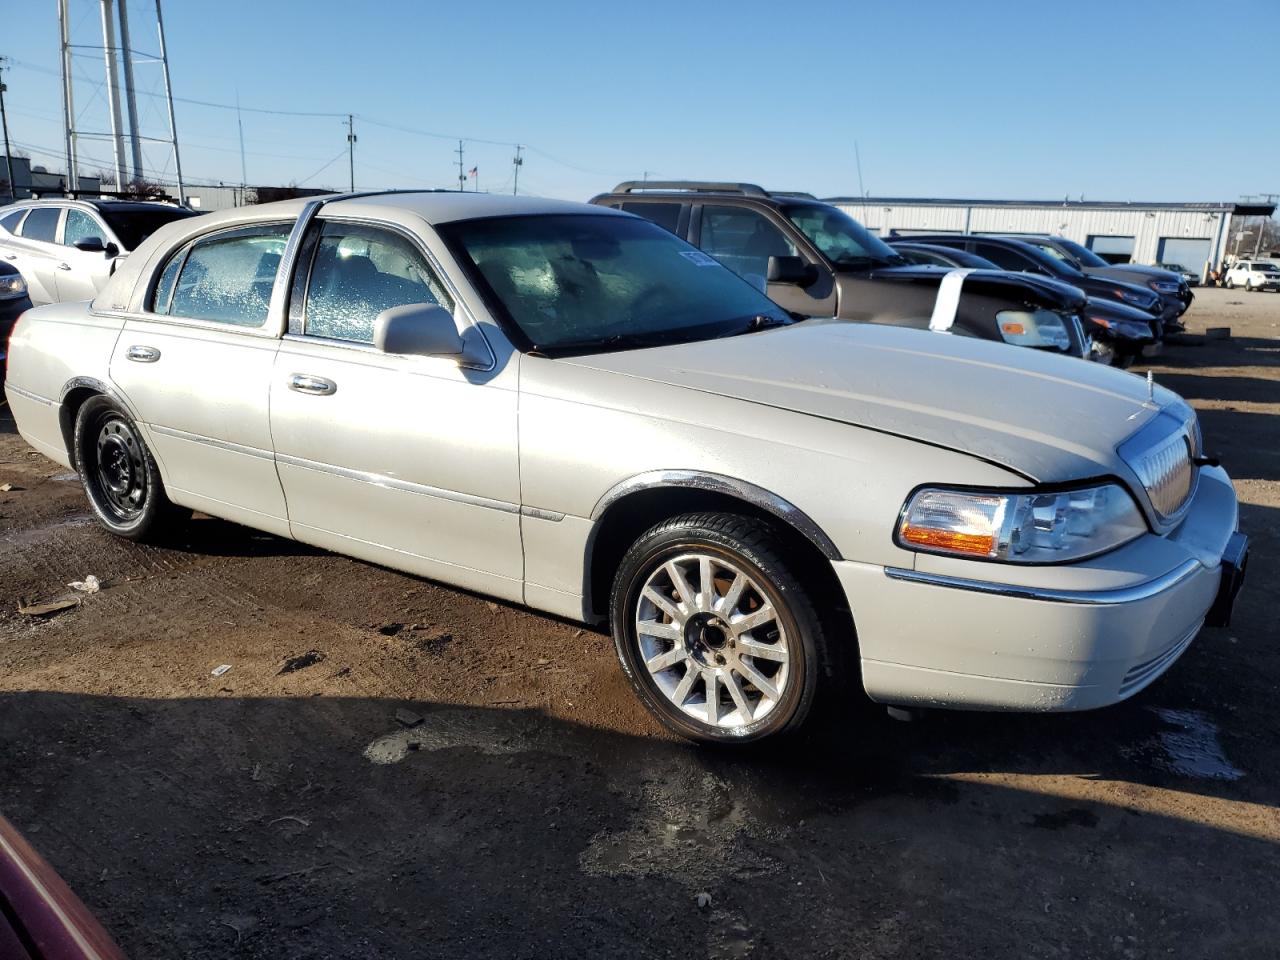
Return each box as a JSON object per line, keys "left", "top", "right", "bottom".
{"left": 73, "top": 395, "right": 188, "bottom": 541}
{"left": 1225, "top": 277, "right": 1234, "bottom": 289}
{"left": 610, "top": 512, "right": 826, "bottom": 743}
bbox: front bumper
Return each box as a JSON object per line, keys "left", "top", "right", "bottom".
{"left": 835, "top": 465, "right": 1244, "bottom": 712}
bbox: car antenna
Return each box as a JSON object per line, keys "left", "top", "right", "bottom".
{"left": 1147, "top": 370, "right": 1155, "bottom": 403}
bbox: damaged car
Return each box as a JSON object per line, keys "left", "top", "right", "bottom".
{"left": 3, "top": 192, "right": 1248, "bottom": 743}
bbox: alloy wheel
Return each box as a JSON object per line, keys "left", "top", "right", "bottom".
{"left": 634, "top": 551, "right": 791, "bottom": 730}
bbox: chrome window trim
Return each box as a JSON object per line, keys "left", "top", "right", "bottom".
{"left": 590, "top": 469, "right": 841, "bottom": 560}
{"left": 268, "top": 199, "right": 325, "bottom": 337}
{"left": 883, "top": 558, "right": 1202, "bottom": 606}
{"left": 275, "top": 452, "right": 520, "bottom": 515}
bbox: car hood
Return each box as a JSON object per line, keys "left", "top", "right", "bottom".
{"left": 857, "top": 264, "right": 1085, "bottom": 311}
{"left": 1085, "top": 264, "right": 1179, "bottom": 284}
{"left": 561, "top": 319, "right": 1178, "bottom": 483}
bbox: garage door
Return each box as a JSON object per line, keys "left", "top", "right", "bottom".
{"left": 1087, "top": 235, "right": 1135, "bottom": 264}
{"left": 1157, "top": 237, "right": 1212, "bottom": 273}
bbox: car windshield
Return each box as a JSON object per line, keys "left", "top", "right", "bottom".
{"left": 98, "top": 206, "right": 197, "bottom": 251}
{"left": 781, "top": 204, "right": 903, "bottom": 268}
{"left": 1054, "top": 238, "right": 1110, "bottom": 268}
{"left": 440, "top": 213, "right": 791, "bottom": 355}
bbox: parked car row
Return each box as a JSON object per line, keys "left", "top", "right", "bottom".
{"left": 3, "top": 189, "right": 1248, "bottom": 745}
{"left": 0, "top": 198, "right": 196, "bottom": 305}
{"left": 1223, "top": 259, "right": 1280, "bottom": 292}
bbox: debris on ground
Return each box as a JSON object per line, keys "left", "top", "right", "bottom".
{"left": 17, "top": 596, "right": 80, "bottom": 617}
{"left": 278, "top": 650, "right": 326, "bottom": 675}
{"left": 67, "top": 575, "right": 101, "bottom": 594}
{"left": 377, "top": 623, "right": 404, "bottom": 636}
{"left": 696, "top": 892, "right": 712, "bottom": 909}
{"left": 1206, "top": 326, "right": 1231, "bottom": 340}
{"left": 0, "top": 483, "right": 16, "bottom": 492}
{"left": 211, "top": 664, "right": 233, "bottom": 678}
{"left": 394, "top": 708, "right": 424, "bottom": 728}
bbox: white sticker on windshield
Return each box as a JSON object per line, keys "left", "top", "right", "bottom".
{"left": 680, "top": 250, "right": 721, "bottom": 267}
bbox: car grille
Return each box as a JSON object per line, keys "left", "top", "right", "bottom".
{"left": 1129, "top": 428, "right": 1195, "bottom": 519}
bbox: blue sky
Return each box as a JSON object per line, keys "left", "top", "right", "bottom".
{"left": 3, "top": 0, "right": 1276, "bottom": 202}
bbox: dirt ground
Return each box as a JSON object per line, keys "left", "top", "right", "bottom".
{"left": 1, "top": 286, "right": 1278, "bottom": 959}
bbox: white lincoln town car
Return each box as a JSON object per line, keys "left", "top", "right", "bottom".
{"left": 3, "top": 192, "right": 1248, "bottom": 743}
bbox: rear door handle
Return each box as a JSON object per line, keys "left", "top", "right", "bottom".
{"left": 1, "top": 254, "right": 16, "bottom": 261}
{"left": 57, "top": 262, "right": 72, "bottom": 271}
{"left": 126, "top": 345, "right": 161, "bottom": 363}
{"left": 288, "top": 373, "right": 337, "bottom": 396}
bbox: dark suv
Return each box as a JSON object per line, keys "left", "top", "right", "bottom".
{"left": 590, "top": 182, "right": 1090, "bottom": 359}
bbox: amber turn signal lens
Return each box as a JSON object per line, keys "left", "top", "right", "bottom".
{"left": 1000, "top": 322, "right": 1026, "bottom": 335}
{"left": 899, "top": 524, "right": 996, "bottom": 556}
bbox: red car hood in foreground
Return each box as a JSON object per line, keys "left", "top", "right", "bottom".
{"left": 0, "top": 814, "right": 126, "bottom": 960}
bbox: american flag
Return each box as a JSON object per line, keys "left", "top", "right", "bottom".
{"left": 468, "top": 166, "right": 478, "bottom": 177}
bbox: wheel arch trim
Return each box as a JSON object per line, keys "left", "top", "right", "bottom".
{"left": 589, "top": 470, "right": 843, "bottom": 561}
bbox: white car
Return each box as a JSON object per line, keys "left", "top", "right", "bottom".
{"left": 0, "top": 199, "right": 197, "bottom": 305}
{"left": 1224, "top": 260, "right": 1280, "bottom": 292}
{"left": 2, "top": 192, "right": 1249, "bottom": 743}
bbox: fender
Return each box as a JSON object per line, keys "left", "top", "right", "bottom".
{"left": 590, "top": 469, "right": 842, "bottom": 561}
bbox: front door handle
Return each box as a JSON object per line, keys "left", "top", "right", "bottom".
{"left": 125, "top": 345, "right": 161, "bottom": 363}
{"left": 57, "top": 262, "right": 72, "bottom": 271}
{"left": 287, "top": 373, "right": 337, "bottom": 396}
{"left": 1, "top": 254, "right": 16, "bottom": 261}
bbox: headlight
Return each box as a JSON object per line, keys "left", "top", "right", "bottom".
{"left": 995, "top": 308, "right": 1072, "bottom": 351}
{"left": 0, "top": 274, "right": 26, "bottom": 300}
{"left": 1087, "top": 315, "right": 1152, "bottom": 340}
{"left": 1150, "top": 280, "right": 1180, "bottom": 295}
{"left": 1115, "top": 288, "right": 1157, "bottom": 309}
{"left": 896, "top": 484, "right": 1146, "bottom": 563}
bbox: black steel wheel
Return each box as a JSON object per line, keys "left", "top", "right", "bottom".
{"left": 74, "top": 395, "right": 188, "bottom": 540}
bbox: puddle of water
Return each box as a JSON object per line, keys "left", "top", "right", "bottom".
{"left": 2, "top": 514, "right": 96, "bottom": 548}
{"left": 51, "top": 472, "right": 80, "bottom": 483}
{"left": 363, "top": 713, "right": 531, "bottom": 765}
{"left": 1149, "top": 708, "right": 1244, "bottom": 781}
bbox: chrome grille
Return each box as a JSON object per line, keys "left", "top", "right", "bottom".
{"left": 1130, "top": 429, "right": 1194, "bottom": 518}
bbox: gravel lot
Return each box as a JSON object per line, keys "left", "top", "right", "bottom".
{"left": 1, "top": 286, "right": 1278, "bottom": 959}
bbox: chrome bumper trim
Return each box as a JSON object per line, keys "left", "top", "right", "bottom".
{"left": 883, "top": 559, "right": 1202, "bottom": 606}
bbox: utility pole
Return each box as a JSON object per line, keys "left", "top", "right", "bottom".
{"left": 154, "top": 0, "right": 185, "bottom": 203}
{"left": 456, "top": 140, "right": 465, "bottom": 191}
{"left": 58, "top": 0, "right": 78, "bottom": 194}
{"left": 236, "top": 93, "right": 247, "bottom": 191}
{"left": 100, "top": 0, "right": 128, "bottom": 192}
{"left": 854, "top": 140, "right": 866, "bottom": 198}
{"left": 115, "top": 0, "right": 143, "bottom": 183}
{"left": 346, "top": 114, "right": 356, "bottom": 192}
{"left": 512, "top": 144, "right": 522, "bottom": 195}
{"left": 0, "top": 59, "right": 14, "bottom": 203}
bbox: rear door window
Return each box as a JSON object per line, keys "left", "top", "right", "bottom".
{"left": 698, "top": 205, "right": 797, "bottom": 288}
{"left": 619, "top": 202, "right": 682, "bottom": 235}
{"left": 163, "top": 222, "right": 291, "bottom": 326}
{"left": 19, "top": 207, "right": 61, "bottom": 243}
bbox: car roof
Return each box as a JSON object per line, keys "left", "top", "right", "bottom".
{"left": 323, "top": 190, "right": 627, "bottom": 225}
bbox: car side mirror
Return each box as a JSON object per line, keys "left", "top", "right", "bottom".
{"left": 767, "top": 255, "right": 819, "bottom": 287}
{"left": 373, "top": 303, "right": 465, "bottom": 358}
{"left": 74, "top": 236, "right": 106, "bottom": 253}
{"left": 105, "top": 241, "right": 119, "bottom": 258}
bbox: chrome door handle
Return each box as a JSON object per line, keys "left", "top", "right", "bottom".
{"left": 287, "top": 373, "right": 337, "bottom": 396}
{"left": 1, "top": 254, "right": 16, "bottom": 261}
{"left": 57, "top": 262, "right": 72, "bottom": 271}
{"left": 126, "top": 345, "right": 161, "bottom": 363}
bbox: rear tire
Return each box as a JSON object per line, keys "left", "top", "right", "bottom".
{"left": 1225, "top": 278, "right": 1234, "bottom": 289}
{"left": 73, "top": 395, "right": 189, "bottom": 541}
{"left": 609, "top": 512, "right": 831, "bottom": 744}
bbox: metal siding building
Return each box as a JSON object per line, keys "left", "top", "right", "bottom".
{"left": 827, "top": 197, "right": 1275, "bottom": 276}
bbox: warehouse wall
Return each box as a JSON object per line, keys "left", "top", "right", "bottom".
{"left": 834, "top": 201, "right": 1233, "bottom": 275}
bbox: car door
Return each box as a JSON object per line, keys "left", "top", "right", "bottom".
{"left": 56, "top": 207, "right": 117, "bottom": 302}
{"left": 695, "top": 204, "right": 837, "bottom": 317}
{"left": 269, "top": 217, "right": 523, "bottom": 603}
{"left": 10, "top": 206, "right": 64, "bottom": 304}
{"left": 108, "top": 220, "right": 292, "bottom": 535}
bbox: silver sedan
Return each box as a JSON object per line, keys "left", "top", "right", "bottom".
{"left": 3, "top": 192, "right": 1247, "bottom": 743}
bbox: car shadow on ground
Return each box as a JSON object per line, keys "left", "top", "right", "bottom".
{"left": 1, "top": 689, "right": 1277, "bottom": 960}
